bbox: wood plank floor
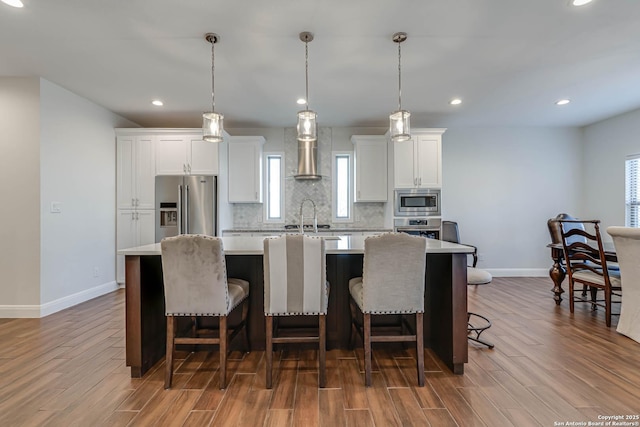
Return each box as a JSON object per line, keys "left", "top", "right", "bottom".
{"left": 1, "top": 277, "right": 639, "bottom": 426}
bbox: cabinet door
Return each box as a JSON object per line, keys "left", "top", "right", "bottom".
{"left": 354, "top": 137, "right": 387, "bottom": 202}
{"left": 393, "top": 138, "right": 417, "bottom": 188}
{"left": 137, "top": 210, "right": 156, "bottom": 246}
{"left": 416, "top": 136, "right": 441, "bottom": 188}
{"left": 116, "top": 137, "right": 135, "bottom": 209}
{"left": 135, "top": 136, "right": 156, "bottom": 209}
{"left": 156, "top": 136, "right": 188, "bottom": 175}
{"left": 116, "top": 209, "right": 137, "bottom": 283}
{"left": 228, "top": 140, "right": 263, "bottom": 203}
{"left": 189, "top": 137, "right": 219, "bottom": 175}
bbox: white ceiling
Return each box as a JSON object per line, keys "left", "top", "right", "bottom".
{"left": 2, "top": 0, "right": 640, "bottom": 129}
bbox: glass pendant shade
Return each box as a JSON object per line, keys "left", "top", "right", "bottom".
{"left": 390, "top": 110, "right": 411, "bottom": 142}
{"left": 203, "top": 111, "right": 224, "bottom": 142}
{"left": 297, "top": 109, "right": 317, "bottom": 142}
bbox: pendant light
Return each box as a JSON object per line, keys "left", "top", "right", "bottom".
{"left": 296, "top": 31, "right": 317, "bottom": 142}
{"left": 390, "top": 32, "right": 411, "bottom": 142}
{"left": 203, "top": 33, "right": 224, "bottom": 142}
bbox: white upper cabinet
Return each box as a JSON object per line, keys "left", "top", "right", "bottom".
{"left": 393, "top": 128, "right": 446, "bottom": 189}
{"left": 352, "top": 135, "right": 388, "bottom": 202}
{"left": 228, "top": 136, "right": 264, "bottom": 203}
{"left": 156, "top": 134, "right": 219, "bottom": 175}
{"left": 117, "top": 135, "right": 155, "bottom": 210}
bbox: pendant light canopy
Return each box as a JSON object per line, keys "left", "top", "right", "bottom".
{"left": 390, "top": 32, "right": 411, "bottom": 143}
{"left": 296, "top": 31, "right": 318, "bottom": 142}
{"left": 203, "top": 33, "right": 224, "bottom": 142}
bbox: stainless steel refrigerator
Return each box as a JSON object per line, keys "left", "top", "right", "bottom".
{"left": 155, "top": 175, "right": 217, "bottom": 242}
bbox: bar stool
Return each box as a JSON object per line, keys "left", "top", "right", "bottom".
{"left": 161, "top": 234, "right": 250, "bottom": 389}
{"left": 348, "top": 233, "right": 427, "bottom": 387}
{"left": 263, "top": 234, "right": 329, "bottom": 388}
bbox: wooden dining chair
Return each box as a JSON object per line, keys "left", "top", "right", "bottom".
{"left": 348, "top": 233, "right": 427, "bottom": 387}
{"left": 161, "top": 234, "right": 250, "bottom": 389}
{"left": 263, "top": 234, "right": 329, "bottom": 388}
{"left": 558, "top": 219, "right": 621, "bottom": 326}
{"left": 606, "top": 226, "right": 639, "bottom": 342}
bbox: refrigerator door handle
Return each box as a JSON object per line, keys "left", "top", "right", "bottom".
{"left": 185, "top": 184, "right": 190, "bottom": 234}
{"left": 177, "top": 184, "right": 183, "bottom": 234}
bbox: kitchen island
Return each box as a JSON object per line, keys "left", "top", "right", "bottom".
{"left": 119, "top": 235, "right": 475, "bottom": 377}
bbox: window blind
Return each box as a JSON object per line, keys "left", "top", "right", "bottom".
{"left": 625, "top": 154, "right": 640, "bottom": 227}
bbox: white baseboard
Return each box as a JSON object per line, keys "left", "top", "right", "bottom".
{"left": 486, "top": 268, "right": 549, "bottom": 277}
{"left": 0, "top": 281, "right": 119, "bottom": 318}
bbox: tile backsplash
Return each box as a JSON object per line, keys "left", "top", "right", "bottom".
{"left": 231, "top": 127, "right": 386, "bottom": 229}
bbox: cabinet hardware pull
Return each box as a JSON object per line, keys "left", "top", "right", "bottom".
{"left": 255, "top": 191, "right": 258, "bottom": 200}
{"left": 131, "top": 212, "right": 135, "bottom": 220}
{"left": 136, "top": 212, "right": 139, "bottom": 220}
{"left": 132, "top": 198, "right": 135, "bottom": 206}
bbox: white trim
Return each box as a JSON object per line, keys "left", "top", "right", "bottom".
{"left": 0, "top": 281, "right": 119, "bottom": 318}
{"left": 485, "top": 268, "right": 548, "bottom": 277}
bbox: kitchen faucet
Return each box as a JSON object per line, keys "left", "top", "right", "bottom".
{"left": 299, "top": 198, "right": 317, "bottom": 234}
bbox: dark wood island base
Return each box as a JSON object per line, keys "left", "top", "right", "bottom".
{"left": 125, "top": 250, "right": 469, "bottom": 377}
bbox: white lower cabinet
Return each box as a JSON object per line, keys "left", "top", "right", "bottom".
{"left": 116, "top": 209, "right": 155, "bottom": 284}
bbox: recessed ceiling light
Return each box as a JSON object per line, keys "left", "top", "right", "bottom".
{"left": 151, "top": 100, "right": 164, "bottom": 107}
{"left": 296, "top": 98, "right": 306, "bottom": 105}
{"left": 571, "top": 0, "right": 592, "bottom": 6}
{"left": 556, "top": 99, "right": 571, "bottom": 106}
{"left": 1, "top": 0, "right": 24, "bottom": 7}
{"left": 450, "top": 98, "right": 462, "bottom": 105}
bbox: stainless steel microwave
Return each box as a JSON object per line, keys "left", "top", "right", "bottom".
{"left": 394, "top": 189, "right": 441, "bottom": 217}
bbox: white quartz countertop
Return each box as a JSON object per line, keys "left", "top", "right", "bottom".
{"left": 118, "top": 235, "right": 475, "bottom": 256}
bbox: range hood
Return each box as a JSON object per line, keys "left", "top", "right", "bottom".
{"left": 294, "top": 139, "right": 321, "bottom": 180}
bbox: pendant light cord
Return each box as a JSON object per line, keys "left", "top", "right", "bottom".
{"left": 211, "top": 37, "right": 216, "bottom": 112}
{"left": 398, "top": 40, "right": 402, "bottom": 112}
{"left": 305, "top": 38, "right": 310, "bottom": 111}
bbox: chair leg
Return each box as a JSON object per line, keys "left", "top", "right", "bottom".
{"left": 165, "top": 316, "right": 175, "bottom": 389}
{"left": 348, "top": 298, "right": 357, "bottom": 350}
{"left": 266, "top": 316, "right": 273, "bottom": 389}
{"left": 364, "top": 313, "right": 372, "bottom": 387}
{"left": 219, "top": 315, "right": 228, "bottom": 389}
{"left": 415, "top": 312, "right": 425, "bottom": 387}
{"left": 569, "top": 279, "right": 575, "bottom": 313}
{"left": 242, "top": 298, "right": 251, "bottom": 352}
{"left": 605, "top": 286, "right": 612, "bottom": 327}
{"left": 319, "top": 314, "right": 326, "bottom": 388}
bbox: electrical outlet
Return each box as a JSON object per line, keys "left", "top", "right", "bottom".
{"left": 93, "top": 267, "right": 100, "bottom": 277}
{"left": 477, "top": 253, "right": 485, "bottom": 263}
{"left": 50, "top": 202, "right": 62, "bottom": 213}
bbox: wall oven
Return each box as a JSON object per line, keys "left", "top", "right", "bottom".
{"left": 394, "top": 188, "right": 441, "bottom": 217}
{"left": 394, "top": 218, "right": 442, "bottom": 240}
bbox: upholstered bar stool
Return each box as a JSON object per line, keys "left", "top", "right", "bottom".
{"left": 348, "top": 233, "right": 427, "bottom": 387}
{"left": 263, "top": 234, "right": 329, "bottom": 388}
{"left": 161, "top": 234, "right": 250, "bottom": 389}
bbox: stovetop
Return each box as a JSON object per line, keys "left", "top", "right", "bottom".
{"left": 284, "top": 224, "right": 331, "bottom": 230}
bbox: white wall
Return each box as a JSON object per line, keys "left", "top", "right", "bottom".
{"left": 0, "top": 77, "right": 42, "bottom": 313}
{"left": 582, "top": 108, "right": 640, "bottom": 237}
{"left": 39, "top": 79, "right": 137, "bottom": 314}
{"left": 441, "top": 127, "right": 583, "bottom": 275}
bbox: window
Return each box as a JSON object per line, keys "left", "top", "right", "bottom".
{"left": 265, "top": 153, "right": 284, "bottom": 222}
{"left": 626, "top": 155, "right": 640, "bottom": 227}
{"left": 332, "top": 152, "right": 352, "bottom": 222}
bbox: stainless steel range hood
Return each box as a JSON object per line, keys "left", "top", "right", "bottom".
{"left": 294, "top": 139, "right": 321, "bottom": 180}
